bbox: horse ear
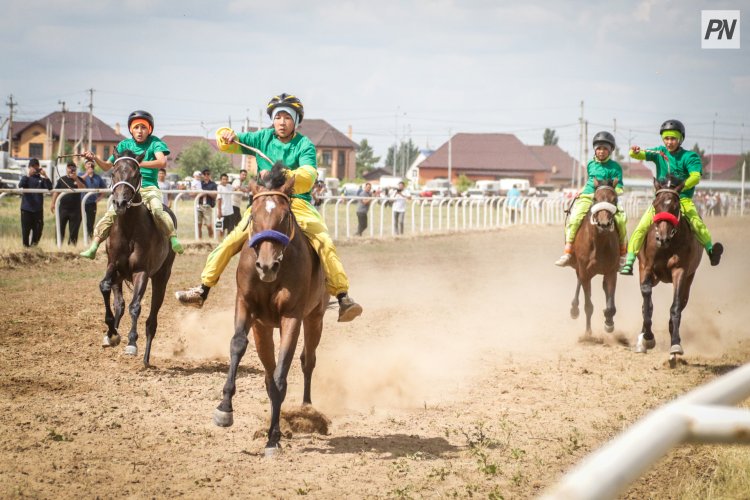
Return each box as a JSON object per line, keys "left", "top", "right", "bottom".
{"left": 136, "top": 153, "right": 145, "bottom": 164}
{"left": 249, "top": 179, "right": 260, "bottom": 196}
{"left": 612, "top": 177, "right": 619, "bottom": 187}
{"left": 652, "top": 177, "right": 661, "bottom": 190}
{"left": 593, "top": 178, "right": 600, "bottom": 188}
{"left": 281, "top": 173, "right": 295, "bottom": 196}
{"left": 674, "top": 181, "right": 685, "bottom": 193}
{"left": 112, "top": 149, "right": 120, "bottom": 160}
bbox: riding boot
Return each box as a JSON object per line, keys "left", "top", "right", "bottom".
{"left": 619, "top": 252, "right": 636, "bottom": 275}
{"left": 79, "top": 240, "right": 100, "bottom": 260}
{"left": 708, "top": 242, "right": 724, "bottom": 266}
{"left": 337, "top": 293, "right": 363, "bottom": 322}
{"left": 170, "top": 236, "right": 185, "bottom": 254}
{"left": 554, "top": 243, "right": 573, "bottom": 267}
{"left": 175, "top": 284, "right": 210, "bottom": 308}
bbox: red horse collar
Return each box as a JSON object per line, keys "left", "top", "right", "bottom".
{"left": 653, "top": 211, "right": 679, "bottom": 226}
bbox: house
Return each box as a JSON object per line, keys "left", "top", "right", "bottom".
{"left": 160, "top": 135, "right": 248, "bottom": 172}
{"left": 704, "top": 154, "right": 742, "bottom": 181}
{"left": 404, "top": 149, "right": 434, "bottom": 187}
{"left": 527, "top": 145, "right": 580, "bottom": 189}
{"left": 7, "top": 111, "right": 124, "bottom": 160}
{"left": 362, "top": 167, "right": 392, "bottom": 181}
{"left": 297, "top": 119, "right": 358, "bottom": 180}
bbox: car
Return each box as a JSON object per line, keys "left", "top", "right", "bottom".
{"left": 0, "top": 169, "right": 23, "bottom": 188}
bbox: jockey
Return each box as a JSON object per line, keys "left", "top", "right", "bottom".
{"left": 79, "top": 110, "right": 184, "bottom": 258}
{"left": 619, "top": 119, "right": 723, "bottom": 275}
{"left": 175, "top": 93, "right": 363, "bottom": 322}
{"left": 555, "top": 131, "right": 628, "bottom": 267}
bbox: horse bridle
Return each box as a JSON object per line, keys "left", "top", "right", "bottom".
{"left": 110, "top": 156, "right": 143, "bottom": 208}
{"left": 589, "top": 185, "right": 618, "bottom": 227}
{"left": 248, "top": 190, "right": 296, "bottom": 255}
{"left": 653, "top": 188, "right": 681, "bottom": 237}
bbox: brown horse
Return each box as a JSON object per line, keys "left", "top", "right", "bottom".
{"left": 634, "top": 177, "right": 703, "bottom": 364}
{"left": 99, "top": 150, "right": 176, "bottom": 367}
{"left": 569, "top": 179, "right": 620, "bottom": 337}
{"left": 213, "top": 163, "right": 329, "bottom": 456}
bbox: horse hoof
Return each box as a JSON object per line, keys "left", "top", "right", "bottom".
{"left": 604, "top": 322, "right": 615, "bottom": 334}
{"left": 634, "top": 333, "right": 654, "bottom": 353}
{"left": 264, "top": 445, "right": 282, "bottom": 458}
{"left": 102, "top": 333, "right": 121, "bottom": 347}
{"left": 570, "top": 308, "right": 580, "bottom": 320}
{"left": 669, "top": 344, "right": 684, "bottom": 355}
{"left": 213, "top": 409, "right": 234, "bottom": 427}
{"left": 124, "top": 345, "right": 137, "bottom": 356}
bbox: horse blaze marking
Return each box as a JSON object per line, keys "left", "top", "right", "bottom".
{"left": 265, "top": 200, "right": 276, "bottom": 213}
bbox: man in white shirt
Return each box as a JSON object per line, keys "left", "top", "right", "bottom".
{"left": 230, "top": 169, "right": 249, "bottom": 227}
{"left": 216, "top": 173, "right": 235, "bottom": 239}
{"left": 391, "top": 181, "right": 411, "bottom": 235}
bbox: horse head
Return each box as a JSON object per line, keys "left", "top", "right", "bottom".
{"left": 590, "top": 178, "right": 619, "bottom": 233}
{"left": 110, "top": 150, "right": 145, "bottom": 215}
{"left": 248, "top": 162, "right": 296, "bottom": 282}
{"left": 652, "top": 176, "right": 684, "bottom": 248}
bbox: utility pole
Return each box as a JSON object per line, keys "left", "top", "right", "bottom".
{"left": 241, "top": 110, "right": 249, "bottom": 173}
{"left": 56, "top": 101, "right": 67, "bottom": 184}
{"left": 742, "top": 122, "right": 745, "bottom": 216}
{"left": 578, "top": 100, "right": 584, "bottom": 189}
{"left": 6, "top": 94, "right": 16, "bottom": 156}
{"left": 394, "top": 106, "right": 399, "bottom": 175}
{"left": 710, "top": 113, "right": 717, "bottom": 180}
{"left": 583, "top": 120, "right": 589, "bottom": 187}
{"left": 87, "top": 88, "right": 94, "bottom": 152}
{"left": 448, "top": 128, "right": 452, "bottom": 186}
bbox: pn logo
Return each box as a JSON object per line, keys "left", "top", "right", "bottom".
{"left": 701, "top": 10, "right": 740, "bottom": 49}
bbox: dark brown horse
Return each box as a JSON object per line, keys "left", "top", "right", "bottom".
{"left": 569, "top": 179, "right": 620, "bottom": 337}
{"left": 213, "top": 163, "right": 329, "bottom": 456}
{"left": 99, "top": 150, "right": 176, "bottom": 367}
{"left": 634, "top": 177, "right": 703, "bottom": 364}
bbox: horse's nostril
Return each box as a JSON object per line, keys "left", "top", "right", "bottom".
{"left": 271, "top": 262, "right": 280, "bottom": 272}
{"left": 255, "top": 262, "right": 263, "bottom": 271}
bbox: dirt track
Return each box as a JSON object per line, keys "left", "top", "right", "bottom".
{"left": 1, "top": 218, "right": 749, "bottom": 498}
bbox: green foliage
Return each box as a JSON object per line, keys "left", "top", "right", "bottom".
{"left": 691, "top": 143, "right": 707, "bottom": 166}
{"left": 456, "top": 174, "right": 473, "bottom": 193}
{"left": 175, "top": 140, "right": 233, "bottom": 179}
{"left": 386, "top": 139, "right": 420, "bottom": 176}
{"left": 543, "top": 128, "right": 559, "bottom": 146}
{"left": 356, "top": 139, "right": 381, "bottom": 177}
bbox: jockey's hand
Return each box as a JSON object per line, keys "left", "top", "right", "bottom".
{"left": 82, "top": 151, "right": 96, "bottom": 161}
{"left": 630, "top": 145, "right": 640, "bottom": 154}
{"left": 219, "top": 130, "right": 237, "bottom": 147}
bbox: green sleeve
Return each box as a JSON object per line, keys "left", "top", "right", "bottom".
{"left": 236, "top": 130, "right": 261, "bottom": 150}
{"left": 299, "top": 139, "right": 317, "bottom": 167}
{"left": 685, "top": 152, "right": 703, "bottom": 174}
{"left": 150, "top": 136, "right": 170, "bottom": 157}
{"left": 684, "top": 171, "right": 701, "bottom": 190}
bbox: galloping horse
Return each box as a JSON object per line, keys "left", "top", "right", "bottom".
{"left": 99, "top": 150, "right": 176, "bottom": 367}
{"left": 569, "top": 179, "right": 620, "bottom": 337}
{"left": 213, "top": 163, "right": 329, "bottom": 456}
{"left": 634, "top": 177, "right": 702, "bottom": 364}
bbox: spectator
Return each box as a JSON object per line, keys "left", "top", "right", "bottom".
{"left": 356, "top": 182, "right": 373, "bottom": 236}
{"left": 157, "top": 168, "right": 173, "bottom": 207}
{"left": 81, "top": 159, "right": 106, "bottom": 238}
{"left": 18, "top": 158, "right": 52, "bottom": 247}
{"left": 506, "top": 184, "right": 521, "bottom": 223}
{"left": 216, "top": 173, "right": 235, "bottom": 239}
{"left": 51, "top": 162, "right": 85, "bottom": 245}
{"left": 390, "top": 181, "right": 411, "bottom": 235}
{"left": 190, "top": 170, "right": 203, "bottom": 193}
{"left": 197, "top": 168, "right": 217, "bottom": 239}
{"left": 231, "top": 169, "right": 250, "bottom": 219}
{"left": 311, "top": 180, "right": 327, "bottom": 208}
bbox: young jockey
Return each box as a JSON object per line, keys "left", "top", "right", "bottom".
{"left": 175, "top": 93, "right": 363, "bottom": 322}
{"left": 79, "top": 110, "right": 184, "bottom": 258}
{"left": 619, "top": 119, "right": 723, "bottom": 275}
{"left": 555, "top": 131, "right": 627, "bottom": 267}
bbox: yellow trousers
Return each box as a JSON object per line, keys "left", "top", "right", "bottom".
{"left": 201, "top": 198, "right": 349, "bottom": 296}
{"left": 92, "top": 186, "right": 176, "bottom": 240}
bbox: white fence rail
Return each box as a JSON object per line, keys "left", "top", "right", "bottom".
{"left": 542, "top": 363, "right": 750, "bottom": 500}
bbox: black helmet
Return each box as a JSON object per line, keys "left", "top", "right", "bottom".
{"left": 592, "top": 131, "right": 616, "bottom": 150}
{"left": 266, "top": 93, "right": 304, "bottom": 123}
{"left": 659, "top": 119, "right": 685, "bottom": 141}
{"left": 127, "top": 110, "right": 154, "bottom": 132}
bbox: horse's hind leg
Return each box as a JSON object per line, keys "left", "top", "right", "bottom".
{"left": 570, "top": 278, "right": 581, "bottom": 319}
{"left": 143, "top": 259, "right": 173, "bottom": 367}
{"left": 124, "top": 272, "right": 149, "bottom": 357}
{"left": 301, "top": 309, "right": 325, "bottom": 405}
{"left": 602, "top": 272, "right": 617, "bottom": 333}
{"left": 99, "top": 267, "right": 120, "bottom": 347}
{"left": 635, "top": 276, "right": 656, "bottom": 353}
{"left": 215, "top": 299, "right": 253, "bottom": 428}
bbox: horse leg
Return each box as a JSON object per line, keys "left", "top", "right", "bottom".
{"left": 635, "top": 276, "right": 656, "bottom": 353}
{"left": 570, "top": 278, "right": 581, "bottom": 319}
{"left": 667, "top": 269, "right": 690, "bottom": 362}
{"left": 602, "top": 272, "right": 617, "bottom": 333}
{"left": 112, "top": 283, "right": 125, "bottom": 332}
{"left": 99, "top": 266, "right": 120, "bottom": 347}
{"left": 214, "top": 299, "right": 253, "bottom": 428}
{"left": 301, "top": 310, "right": 325, "bottom": 405}
{"left": 581, "top": 277, "right": 594, "bottom": 337}
{"left": 124, "top": 272, "right": 149, "bottom": 356}
{"left": 264, "top": 316, "right": 303, "bottom": 455}
{"left": 142, "top": 259, "right": 173, "bottom": 367}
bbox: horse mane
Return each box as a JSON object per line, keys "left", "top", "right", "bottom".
{"left": 261, "top": 162, "right": 289, "bottom": 190}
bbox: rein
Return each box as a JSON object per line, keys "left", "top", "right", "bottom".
{"left": 248, "top": 190, "right": 296, "bottom": 249}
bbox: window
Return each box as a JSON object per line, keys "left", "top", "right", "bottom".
{"left": 29, "top": 143, "right": 43, "bottom": 158}
{"left": 321, "top": 150, "right": 332, "bottom": 167}
{"left": 103, "top": 146, "right": 110, "bottom": 159}
{"left": 337, "top": 151, "right": 346, "bottom": 170}
{"left": 92, "top": 145, "right": 97, "bottom": 155}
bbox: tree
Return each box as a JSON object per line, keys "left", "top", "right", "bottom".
{"left": 543, "top": 128, "right": 559, "bottom": 146}
{"left": 455, "top": 174, "right": 473, "bottom": 193}
{"left": 691, "top": 143, "right": 708, "bottom": 167}
{"left": 175, "top": 140, "right": 233, "bottom": 179}
{"left": 356, "top": 139, "right": 380, "bottom": 178}
{"left": 385, "top": 139, "right": 420, "bottom": 177}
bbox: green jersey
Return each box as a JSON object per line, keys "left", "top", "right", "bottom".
{"left": 645, "top": 146, "right": 701, "bottom": 199}
{"left": 582, "top": 158, "right": 624, "bottom": 195}
{"left": 108, "top": 136, "right": 170, "bottom": 188}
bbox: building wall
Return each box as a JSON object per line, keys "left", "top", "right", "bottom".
{"left": 318, "top": 147, "right": 357, "bottom": 180}
{"left": 419, "top": 167, "right": 549, "bottom": 186}
{"left": 14, "top": 123, "right": 118, "bottom": 162}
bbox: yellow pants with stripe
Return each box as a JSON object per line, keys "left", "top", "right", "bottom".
{"left": 201, "top": 198, "right": 349, "bottom": 296}
{"left": 92, "top": 185, "right": 176, "bottom": 240}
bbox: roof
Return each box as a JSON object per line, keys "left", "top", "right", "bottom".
{"left": 705, "top": 154, "right": 741, "bottom": 180}
{"left": 363, "top": 167, "right": 393, "bottom": 180}
{"left": 620, "top": 160, "right": 654, "bottom": 179}
{"left": 297, "top": 119, "right": 358, "bottom": 149}
{"left": 419, "top": 133, "right": 547, "bottom": 173}
{"left": 11, "top": 112, "right": 124, "bottom": 142}
{"left": 528, "top": 145, "right": 579, "bottom": 180}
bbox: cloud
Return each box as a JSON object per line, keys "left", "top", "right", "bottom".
{"left": 634, "top": 0, "right": 652, "bottom": 22}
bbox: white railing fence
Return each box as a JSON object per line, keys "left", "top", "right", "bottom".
{"left": 542, "top": 363, "right": 750, "bottom": 500}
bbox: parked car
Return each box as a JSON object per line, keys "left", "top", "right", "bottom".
{"left": 0, "top": 169, "right": 23, "bottom": 188}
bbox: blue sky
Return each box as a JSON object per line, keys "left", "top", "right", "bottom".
{"left": 1, "top": 0, "right": 748, "bottom": 167}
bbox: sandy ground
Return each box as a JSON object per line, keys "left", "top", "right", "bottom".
{"left": 1, "top": 217, "right": 749, "bottom": 499}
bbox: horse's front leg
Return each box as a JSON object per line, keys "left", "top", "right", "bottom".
{"left": 301, "top": 307, "right": 325, "bottom": 406}
{"left": 264, "top": 315, "right": 303, "bottom": 455}
{"left": 667, "top": 268, "right": 690, "bottom": 360}
{"left": 602, "top": 271, "right": 617, "bottom": 333}
{"left": 570, "top": 277, "right": 581, "bottom": 320}
{"left": 635, "top": 275, "right": 656, "bottom": 353}
{"left": 124, "top": 272, "right": 149, "bottom": 356}
{"left": 99, "top": 265, "right": 120, "bottom": 347}
{"left": 214, "top": 298, "right": 253, "bottom": 428}
{"left": 581, "top": 277, "right": 594, "bottom": 337}
{"left": 142, "top": 258, "right": 173, "bottom": 367}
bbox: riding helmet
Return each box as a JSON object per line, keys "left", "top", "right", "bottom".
{"left": 128, "top": 110, "right": 154, "bottom": 132}
{"left": 659, "top": 119, "right": 685, "bottom": 141}
{"left": 592, "top": 131, "right": 616, "bottom": 150}
{"left": 266, "top": 93, "right": 304, "bottom": 123}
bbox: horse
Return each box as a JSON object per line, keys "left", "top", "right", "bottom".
{"left": 634, "top": 177, "right": 703, "bottom": 365}
{"left": 99, "top": 150, "right": 176, "bottom": 367}
{"left": 568, "top": 179, "right": 621, "bottom": 337}
{"left": 213, "top": 162, "right": 329, "bottom": 456}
